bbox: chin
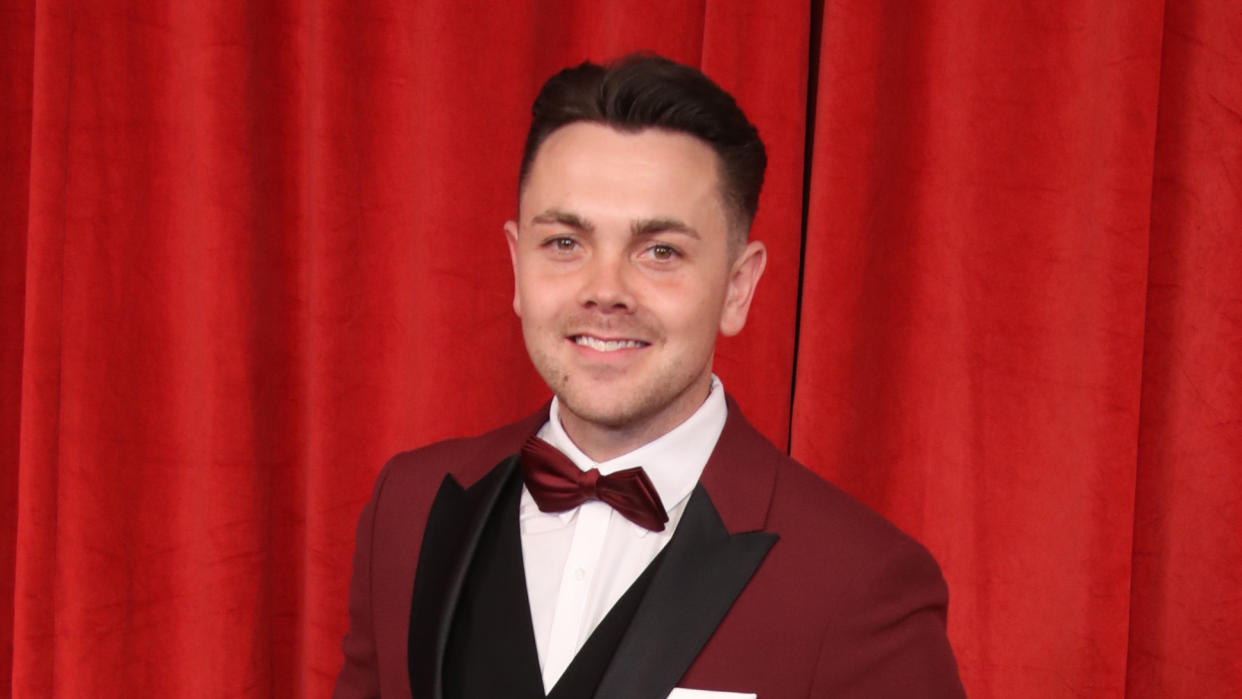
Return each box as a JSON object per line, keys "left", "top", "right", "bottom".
{"left": 557, "top": 377, "right": 704, "bottom": 434}
{"left": 557, "top": 394, "right": 647, "bottom": 429}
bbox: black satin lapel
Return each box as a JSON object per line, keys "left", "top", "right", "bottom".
{"left": 594, "top": 484, "right": 778, "bottom": 699}
{"left": 407, "top": 455, "right": 520, "bottom": 699}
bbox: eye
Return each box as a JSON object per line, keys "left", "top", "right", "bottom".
{"left": 543, "top": 236, "right": 580, "bottom": 253}
{"left": 648, "top": 244, "right": 679, "bottom": 261}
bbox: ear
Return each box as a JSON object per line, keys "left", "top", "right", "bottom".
{"left": 719, "top": 240, "right": 766, "bottom": 337}
{"left": 504, "top": 220, "right": 521, "bottom": 317}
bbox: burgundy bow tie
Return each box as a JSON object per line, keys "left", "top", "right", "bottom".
{"left": 519, "top": 436, "right": 669, "bottom": 532}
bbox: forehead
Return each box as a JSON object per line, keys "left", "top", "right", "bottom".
{"left": 519, "top": 123, "right": 729, "bottom": 230}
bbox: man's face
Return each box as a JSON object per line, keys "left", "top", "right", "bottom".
{"left": 506, "top": 122, "right": 766, "bottom": 454}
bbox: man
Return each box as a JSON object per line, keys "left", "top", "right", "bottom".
{"left": 334, "top": 54, "right": 964, "bottom": 698}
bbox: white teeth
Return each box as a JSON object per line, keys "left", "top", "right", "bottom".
{"left": 574, "top": 336, "right": 645, "bottom": 352}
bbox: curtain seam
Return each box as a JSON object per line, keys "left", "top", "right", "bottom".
{"left": 1123, "top": 0, "right": 1171, "bottom": 694}
{"left": 787, "top": 0, "right": 824, "bottom": 456}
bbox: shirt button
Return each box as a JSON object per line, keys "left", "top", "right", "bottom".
{"left": 574, "top": 567, "right": 586, "bottom": 581}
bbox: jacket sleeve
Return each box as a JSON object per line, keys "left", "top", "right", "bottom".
{"left": 809, "top": 539, "right": 966, "bottom": 698}
{"left": 332, "top": 465, "right": 393, "bottom": 699}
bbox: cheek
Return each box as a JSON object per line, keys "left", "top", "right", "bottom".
{"left": 517, "top": 274, "right": 580, "bottom": 329}
{"left": 652, "top": 280, "right": 727, "bottom": 338}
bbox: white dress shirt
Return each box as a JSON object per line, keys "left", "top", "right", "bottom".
{"left": 520, "top": 376, "right": 728, "bottom": 693}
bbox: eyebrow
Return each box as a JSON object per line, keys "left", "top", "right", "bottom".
{"left": 531, "top": 209, "right": 594, "bottom": 232}
{"left": 530, "top": 209, "right": 700, "bottom": 240}
{"left": 631, "top": 217, "right": 700, "bottom": 239}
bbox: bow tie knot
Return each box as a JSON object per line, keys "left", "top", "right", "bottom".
{"left": 578, "top": 468, "right": 601, "bottom": 499}
{"left": 520, "top": 436, "right": 669, "bottom": 532}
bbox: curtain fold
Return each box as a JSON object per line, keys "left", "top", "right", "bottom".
{"left": 1, "top": 1, "right": 36, "bottom": 691}
{"left": 1127, "top": 0, "right": 1242, "bottom": 694}
{"left": 2, "top": 0, "right": 1238, "bottom": 696}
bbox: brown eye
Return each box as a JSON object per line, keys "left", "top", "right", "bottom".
{"left": 650, "top": 245, "right": 677, "bottom": 260}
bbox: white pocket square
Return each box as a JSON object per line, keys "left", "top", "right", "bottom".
{"left": 667, "top": 689, "right": 756, "bottom": 699}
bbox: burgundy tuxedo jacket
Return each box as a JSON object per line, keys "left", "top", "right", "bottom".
{"left": 334, "top": 398, "right": 965, "bottom": 698}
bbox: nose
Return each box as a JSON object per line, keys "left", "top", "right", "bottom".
{"left": 576, "top": 251, "right": 635, "bottom": 313}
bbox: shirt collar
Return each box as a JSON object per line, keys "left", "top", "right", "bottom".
{"left": 538, "top": 375, "right": 727, "bottom": 514}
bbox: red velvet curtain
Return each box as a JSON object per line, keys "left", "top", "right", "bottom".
{"left": 2, "top": 1, "right": 1238, "bottom": 696}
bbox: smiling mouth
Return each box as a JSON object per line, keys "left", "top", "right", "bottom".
{"left": 570, "top": 335, "right": 650, "bottom": 352}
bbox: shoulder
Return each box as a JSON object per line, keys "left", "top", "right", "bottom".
{"left": 714, "top": 400, "right": 946, "bottom": 604}
{"left": 714, "top": 397, "right": 936, "bottom": 573}
{"left": 766, "top": 461, "right": 963, "bottom": 695}
{"left": 699, "top": 405, "right": 961, "bottom": 691}
{"left": 770, "top": 456, "right": 932, "bottom": 569}
{"left": 760, "top": 451, "right": 961, "bottom": 693}
{"left": 770, "top": 455, "right": 948, "bottom": 615}
{"left": 376, "top": 404, "right": 549, "bottom": 501}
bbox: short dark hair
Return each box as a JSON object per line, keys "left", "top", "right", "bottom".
{"left": 518, "top": 53, "right": 767, "bottom": 235}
